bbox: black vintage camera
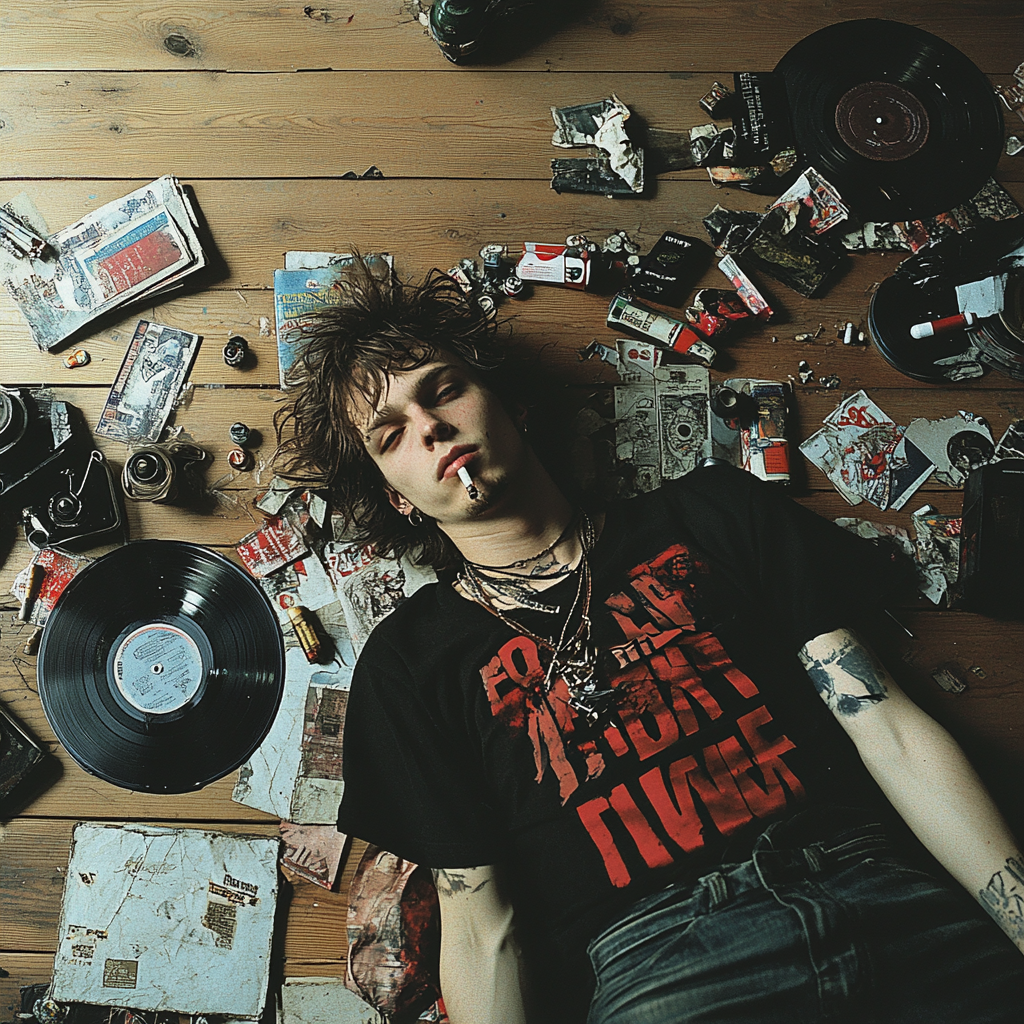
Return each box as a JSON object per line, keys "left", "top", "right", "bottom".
{"left": 0, "top": 385, "right": 126, "bottom": 551}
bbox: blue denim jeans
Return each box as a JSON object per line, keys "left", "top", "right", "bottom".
{"left": 587, "top": 808, "right": 1024, "bottom": 1024}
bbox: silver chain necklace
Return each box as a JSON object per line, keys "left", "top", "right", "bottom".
{"left": 460, "top": 513, "right": 616, "bottom": 721}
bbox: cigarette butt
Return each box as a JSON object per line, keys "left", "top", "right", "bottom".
{"left": 23, "top": 627, "right": 42, "bottom": 656}
{"left": 457, "top": 464, "right": 479, "bottom": 499}
{"left": 910, "top": 312, "right": 976, "bottom": 339}
{"left": 19, "top": 564, "right": 44, "bottom": 622}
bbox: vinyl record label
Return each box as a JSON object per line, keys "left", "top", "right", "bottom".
{"left": 112, "top": 624, "right": 203, "bottom": 714}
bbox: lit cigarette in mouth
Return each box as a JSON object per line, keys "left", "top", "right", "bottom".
{"left": 457, "top": 465, "right": 479, "bottom": 500}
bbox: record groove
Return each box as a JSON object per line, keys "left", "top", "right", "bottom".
{"left": 776, "top": 20, "right": 1005, "bottom": 222}
{"left": 38, "top": 540, "right": 285, "bottom": 793}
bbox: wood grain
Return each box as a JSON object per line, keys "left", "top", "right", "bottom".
{"left": 1, "top": 2, "right": 1021, "bottom": 74}
{"left": 2, "top": 71, "right": 1021, "bottom": 181}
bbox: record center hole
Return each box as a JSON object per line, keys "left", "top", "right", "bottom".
{"left": 876, "top": 117, "right": 886, "bottom": 125}
{"left": 152, "top": 663, "right": 164, "bottom": 674}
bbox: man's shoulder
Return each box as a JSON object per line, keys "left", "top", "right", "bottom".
{"left": 615, "top": 465, "right": 762, "bottom": 524}
{"left": 363, "top": 578, "right": 447, "bottom": 647}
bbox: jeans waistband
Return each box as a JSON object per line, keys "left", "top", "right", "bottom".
{"left": 697, "top": 820, "right": 890, "bottom": 913}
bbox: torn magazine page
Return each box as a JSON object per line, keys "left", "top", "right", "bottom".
{"left": 275, "top": 253, "right": 394, "bottom": 387}
{"left": 233, "top": 647, "right": 351, "bottom": 823}
{"left": 279, "top": 822, "right": 348, "bottom": 890}
{"left": 550, "top": 95, "right": 643, "bottom": 192}
{"left": 332, "top": 545, "right": 436, "bottom": 655}
{"left": 256, "top": 476, "right": 298, "bottom": 517}
{"left": 911, "top": 506, "right": 962, "bottom": 606}
{"left": 768, "top": 167, "right": 849, "bottom": 235}
{"left": 904, "top": 413, "right": 994, "bottom": 487}
{"left": 614, "top": 365, "right": 710, "bottom": 495}
{"left": 238, "top": 506, "right": 312, "bottom": 578}
{"left": 994, "top": 419, "right": 1024, "bottom": 460}
{"left": 834, "top": 517, "right": 916, "bottom": 560}
{"left": 52, "top": 823, "right": 278, "bottom": 1018}
{"left": 799, "top": 390, "right": 935, "bottom": 510}
{"left": 3, "top": 176, "right": 205, "bottom": 351}
{"left": 94, "top": 320, "right": 201, "bottom": 443}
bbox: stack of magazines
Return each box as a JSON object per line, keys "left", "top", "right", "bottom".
{"left": 3, "top": 175, "right": 207, "bottom": 352}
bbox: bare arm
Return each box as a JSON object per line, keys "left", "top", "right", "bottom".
{"left": 431, "top": 865, "right": 529, "bottom": 1024}
{"left": 798, "top": 627, "right": 1024, "bottom": 954}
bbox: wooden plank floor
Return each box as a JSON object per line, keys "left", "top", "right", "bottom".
{"left": 2, "top": 0, "right": 1023, "bottom": 1014}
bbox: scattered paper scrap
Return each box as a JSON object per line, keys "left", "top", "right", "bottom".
{"left": 904, "top": 413, "right": 994, "bottom": 487}
{"left": 238, "top": 507, "right": 312, "bottom": 578}
{"left": 280, "top": 822, "right": 348, "bottom": 890}
{"left": 550, "top": 95, "right": 644, "bottom": 193}
{"left": 800, "top": 390, "right": 935, "bottom": 510}
{"left": 912, "top": 505, "right": 962, "bottom": 607}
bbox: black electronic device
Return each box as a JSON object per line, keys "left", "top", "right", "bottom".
{"left": 0, "top": 699, "right": 49, "bottom": 809}
{"left": 0, "top": 386, "right": 127, "bottom": 550}
{"left": 775, "top": 20, "right": 1004, "bottom": 222}
{"left": 956, "top": 459, "right": 1024, "bottom": 617}
{"left": 37, "top": 540, "right": 285, "bottom": 792}
{"left": 0, "top": 387, "right": 73, "bottom": 499}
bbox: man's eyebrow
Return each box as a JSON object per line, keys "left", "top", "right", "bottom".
{"left": 362, "top": 364, "right": 454, "bottom": 439}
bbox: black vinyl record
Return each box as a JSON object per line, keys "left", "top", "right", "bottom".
{"left": 38, "top": 540, "right": 285, "bottom": 793}
{"left": 776, "top": 20, "right": 1004, "bottom": 222}
{"left": 869, "top": 274, "right": 979, "bottom": 383}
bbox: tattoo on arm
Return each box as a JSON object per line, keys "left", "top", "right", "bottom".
{"left": 430, "top": 867, "right": 492, "bottom": 899}
{"left": 979, "top": 857, "right": 1024, "bottom": 944}
{"left": 798, "top": 634, "right": 889, "bottom": 717}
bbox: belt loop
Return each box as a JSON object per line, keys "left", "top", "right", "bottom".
{"left": 803, "top": 843, "right": 825, "bottom": 875}
{"left": 706, "top": 871, "right": 729, "bottom": 909}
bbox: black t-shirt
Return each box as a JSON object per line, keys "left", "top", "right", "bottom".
{"left": 337, "top": 466, "right": 903, "bottom": 1022}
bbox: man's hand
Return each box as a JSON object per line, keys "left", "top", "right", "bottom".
{"left": 431, "top": 864, "right": 529, "bottom": 1024}
{"left": 799, "top": 628, "right": 1024, "bottom": 956}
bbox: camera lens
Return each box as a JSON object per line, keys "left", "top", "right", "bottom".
{"left": 128, "top": 452, "right": 166, "bottom": 484}
{"left": 0, "top": 390, "right": 29, "bottom": 451}
{"left": 50, "top": 493, "right": 82, "bottom": 525}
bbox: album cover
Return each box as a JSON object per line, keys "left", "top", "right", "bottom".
{"left": 52, "top": 823, "right": 278, "bottom": 1017}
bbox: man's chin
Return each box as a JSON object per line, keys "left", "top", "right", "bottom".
{"left": 458, "top": 471, "right": 511, "bottom": 518}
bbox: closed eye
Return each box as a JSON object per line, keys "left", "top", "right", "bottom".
{"left": 435, "top": 382, "right": 461, "bottom": 404}
{"left": 379, "top": 427, "right": 402, "bottom": 453}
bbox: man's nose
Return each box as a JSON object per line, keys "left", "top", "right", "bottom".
{"left": 413, "top": 408, "right": 455, "bottom": 446}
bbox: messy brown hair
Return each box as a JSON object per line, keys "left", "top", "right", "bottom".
{"left": 274, "top": 256, "right": 508, "bottom": 569}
